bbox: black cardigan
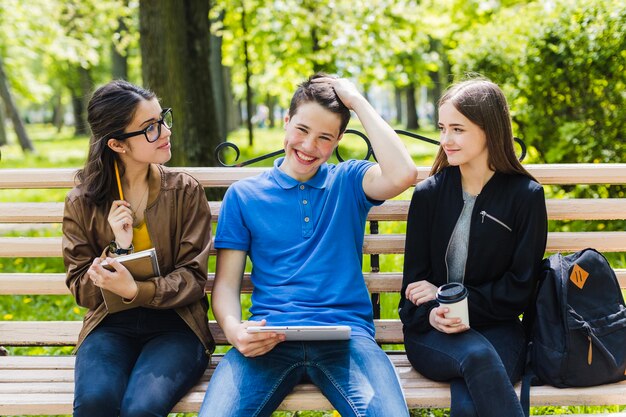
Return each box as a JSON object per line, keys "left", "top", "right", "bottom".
{"left": 399, "top": 166, "right": 548, "bottom": 333}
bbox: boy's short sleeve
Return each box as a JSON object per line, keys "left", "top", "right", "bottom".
{"left": 213, "top": 185, "right": 250, "bottom": 251}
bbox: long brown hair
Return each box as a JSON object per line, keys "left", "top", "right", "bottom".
{"left": 430, "top": 78, "right": 536, "bottom": 182}
{"left": 76, "top": 80, "right": 156, "bottom": 207}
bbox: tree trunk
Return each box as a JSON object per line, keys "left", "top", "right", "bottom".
{"left": 240, "top": 0, "right": 254, "bottom": 147}
{"left": 266, "top": 94, "right": 276, "bottom": 128}
{"left": 429, "top": 38, "right": 444, "bottom": 125}
{"left": 406, "top": 82, "right": 420, "bottom": 130}
{"left": 111, "top": 43, "right": 128, "bottom": 81}
{"left": 224, "top": 67, "right": 239, "bottom": 132}
{"left": 112, "top": 15, "right": 129, "bottom": 80}
{"left": 70, "top": 66, "right": 93, "bottom": 137}
{"left": 52, "top": 93, "right": 64, "bottom": 133}
{"left": 210, "top": 10, "right": 227, "bottom": 142}
{"left": 0, "top": 54, "right": 34, "bottom": 152}
{"left": 0, "top": 101, "right": 7, "bottom": 146}
{"left": 139, "top": 0, "right": 220, "bottom": 170}
{"left": 395, "top": 87, "right": 403, "bottom": 126}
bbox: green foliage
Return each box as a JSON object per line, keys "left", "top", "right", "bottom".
{"left": 450, "top": 0, "right": 626, "bottom": 164}
{"left": 0, "top": 0, "right": 139, "bottom": 112}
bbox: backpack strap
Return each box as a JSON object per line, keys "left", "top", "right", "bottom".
{"left": 520, "top": 341, "right": 544, "bottom": 417}
{"left": 520, "top": 371, "right": 533, "bottom": 417}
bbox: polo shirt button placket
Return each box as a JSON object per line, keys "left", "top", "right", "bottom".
{"left": 299, "top": 184, "right": 313, "bottom": 237}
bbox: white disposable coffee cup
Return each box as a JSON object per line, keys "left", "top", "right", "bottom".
{"left": 436, "top": 283, "right": 469, "bottom": 327}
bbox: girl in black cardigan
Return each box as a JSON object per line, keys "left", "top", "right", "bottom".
{"left": 399, "top": 78, "right": 547, "bottom": 417}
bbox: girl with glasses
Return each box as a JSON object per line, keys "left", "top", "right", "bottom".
{"left": 62, "top": 80, "right": 214, "bottom": 417}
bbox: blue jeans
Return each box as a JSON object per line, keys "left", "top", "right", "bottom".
{"left": 404, "top": 320, "right": 526, "bottom": 417}
{"left": 73, "top": 308, "right": 209, "bottom": 417}
{"left": 198, "top": 335, "right": 409, "bottom": 417}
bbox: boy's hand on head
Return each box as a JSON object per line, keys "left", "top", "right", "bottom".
{"left": 312, "top": 76, "right": 364, "bottom": 110}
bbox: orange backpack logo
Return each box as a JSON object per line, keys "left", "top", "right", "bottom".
{"left": 570, "top": 263, "right": 589, "bottom": 289}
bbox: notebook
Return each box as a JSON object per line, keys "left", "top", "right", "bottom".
{"left": 246, "top": 325, "right": 351, "bottom": 341}
{"left": 100, "top": 248, "right": 160, "bottom": 313}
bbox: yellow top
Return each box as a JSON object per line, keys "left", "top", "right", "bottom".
{"left": 132, "top": 221, "right": 153, "bottom": 252}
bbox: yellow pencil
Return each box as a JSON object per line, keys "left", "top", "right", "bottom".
{"left": 114, "top": 160, "right": 124, "bottom": 200}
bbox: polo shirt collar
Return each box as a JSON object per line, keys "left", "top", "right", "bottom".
{"left": 271, "top": 157, "right": 329, "bottom": 189}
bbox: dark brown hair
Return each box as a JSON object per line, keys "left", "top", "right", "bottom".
{"left": 430, "top": 77, "right": 536, "bottom": 181}
{"left": 288, "top": 73, "right": 351, "bottom": 134}
{"left": 76, "top": 80, "right": 156, "bottom": 207}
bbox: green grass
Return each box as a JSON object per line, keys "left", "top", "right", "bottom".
{"left": 1, "top": 123, "right": 625, "bottom": 416}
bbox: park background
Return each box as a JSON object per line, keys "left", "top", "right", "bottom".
{"left": 0, "top": 0, "right": 624, "bottom": 416}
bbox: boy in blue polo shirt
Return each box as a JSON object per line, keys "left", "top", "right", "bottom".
{"left": 199, "top": 74, "right": 416, "bottom": 417}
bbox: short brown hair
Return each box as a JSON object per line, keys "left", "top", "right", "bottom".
{"left": 288, "top": 73, "right": 351, "bottom": 134}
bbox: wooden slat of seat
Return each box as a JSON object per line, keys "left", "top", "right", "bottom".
{"left": 525, "top": 163, "right": 626, "bottom": 185}
{"left": 3, "top": 231, "right": 626, "bottom": 258}
{"left": 0, "top": 273, "right": 68, "bottom": 295}
{"left": 545, "top": 198, "right": 626, "bottom": 221}
{"left": 1, "top": 354, "right": 624, "bottom": 415}
{"left": 0, "top": 202, "right": 221, "bottom": 223}
{"left": 0, "top": 355, "right": 75, "bottom": 370}
{"left": 546, "top": 232, "right": 626, "bottom": 253}
{"left": 0, "top": 319, "right": 404, "bottom": 346}
{"left": 0, "top": 272, "right": 406, "bottom": 295}
{"left": 0, "top": 237, "right": 61, "bottom": 257}
{"left": 2, "top": 164, "right": 626, "bottom": 189}
{"left": 4, "top": 198, "right": 626, "bottom": 224}
{"left": 0, "top": 167, "right": 267, "bottom": 189}
{"left": 362, "top": 232, "right": 626, "bottom": 255}
{"left": 1, "top": 270, "right": 625, "bottom": 296}
{"left": 0, "top": 202, "right": 65, "bottom": 223}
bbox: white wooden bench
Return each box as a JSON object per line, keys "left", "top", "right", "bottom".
{"left": 1, "top": 164, "right": 625, "bottom": 415}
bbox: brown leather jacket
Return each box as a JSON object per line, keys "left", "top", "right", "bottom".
{"left": 62, "top": 164, "right": 215, "bottom": 355}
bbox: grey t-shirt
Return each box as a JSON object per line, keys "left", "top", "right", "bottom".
{"left": 446, "top": 190, "right": 477, "bottom": 283}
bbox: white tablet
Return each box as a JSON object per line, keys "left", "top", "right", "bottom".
{"left": 246, "top": 325, "right": 351, "bottom": 341}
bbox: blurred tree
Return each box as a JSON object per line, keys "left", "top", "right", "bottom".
{"left": 111, "top": 12, "right": 129, "bottom": 80}
{"left": 0, "top": 0, "right": 135, "bottom": 143}
{"left": 0, "top": 103, "right": 6, "bottom": 147}
{"left": 139, "top": 0, "right": 221, "bottom": 167}
{"left": 0, "top": 54, "right": 34, "bottom": 152}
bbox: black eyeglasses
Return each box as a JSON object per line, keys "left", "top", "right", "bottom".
{"left": 112, "top": 108, "right": 173, "bottom": 143}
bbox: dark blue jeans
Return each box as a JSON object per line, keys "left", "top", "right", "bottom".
{"left": 404, "top": 320, "right": 526, "bottom": 417}
{"left": 73, "top": 308, "right": 208, "bottom": 417}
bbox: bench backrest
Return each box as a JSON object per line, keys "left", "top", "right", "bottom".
{"left": 1, "top": 164, "right": 625, "bottom": 347}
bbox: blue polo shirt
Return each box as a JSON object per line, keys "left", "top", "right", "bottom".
{"left": 214, "top": 158, "right": 381, "bottom": 337}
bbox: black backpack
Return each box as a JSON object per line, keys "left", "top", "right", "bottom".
{"left": 527, "top": 248, "right": 626, "bottom": 387}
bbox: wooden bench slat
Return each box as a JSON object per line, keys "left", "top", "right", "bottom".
{"left": 1, "top": 270, "right": 624, "bottom": 296}
{"left": 4, "top": 198, "right": 626, "bottom": 224}
{"left": 362, "top": 232, "right": 626, "bottom": 254}
{"left": 3, "top": 231, "right": 625, "bottom": 258}
{"left": 0, "top": 202, "right": 224, "bottom": 224}
{"left": 0, "top": 272, "right": 411, "bottom": 295}
{"left": 0, "top": 202, "right": 65, "bottom": 223}
{"left": 2, "top": 164, "right": 626, "bottom": 189}
{"left": 0, "top": 319, "right": 405, "bottom": 346}
{"left": 545, "top": 198, "right": 626, "bottom": 221}
{"left": 0, "top": 359, "right": 624, "bottom": 415}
